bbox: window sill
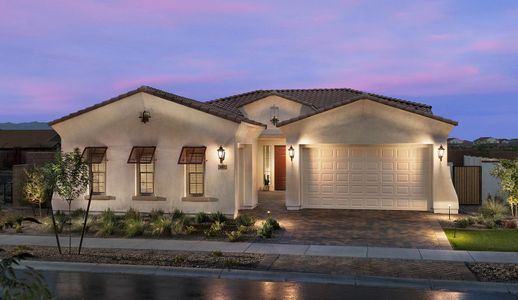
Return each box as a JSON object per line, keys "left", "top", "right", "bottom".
{"left": 132, "top": 195, "right": 167, "bottom": 201}
{"left": 181, "top": 196, "right": 218, "bottom": 203}
{"left": 83, "top": 195, "right": 116, "bottom": 201}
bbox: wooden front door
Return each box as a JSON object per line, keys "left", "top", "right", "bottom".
{"left": 274, "top": 145, "right": 286, "bottom": 191}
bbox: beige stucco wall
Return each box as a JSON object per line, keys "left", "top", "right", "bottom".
{"left": 51, "top": 92, "right": 261, "bottom": 216}
{"left": 280, "top": 99, "right": 459, "bottom": 214}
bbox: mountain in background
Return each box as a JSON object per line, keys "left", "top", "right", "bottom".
{"left": 0, "top": 122, "right": 51, "bottom": 130}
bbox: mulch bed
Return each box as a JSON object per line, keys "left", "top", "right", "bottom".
{"left": 0, "top": 245, "right": 264, "bottom": 270}
{"left": 468, "top": 263, "right": 518, "bottom": 283}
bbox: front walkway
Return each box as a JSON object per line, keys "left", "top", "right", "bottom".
{"left": 2, "top": 234, "right": 518, "bottom": 264}
{"left": 246, "top": 192, "right": 451, "bottom": 249}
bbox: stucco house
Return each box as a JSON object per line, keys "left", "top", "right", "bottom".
{"left": 50, "top": 86, "right": 459, "bottom": 216}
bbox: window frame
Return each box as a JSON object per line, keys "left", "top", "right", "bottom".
{"left": 137, "top": 161, "right": 154, "bottom": 196}
{"left": 90, "top": 159, "right": 106, "bottom": 195}
{"left": 187, "top": 162, "right": 205, "bottom": 197}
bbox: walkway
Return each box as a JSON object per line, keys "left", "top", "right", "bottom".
{"left": 2, "top": 234, "right": 517, "bottom": 264}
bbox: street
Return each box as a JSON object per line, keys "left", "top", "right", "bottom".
{"left": 35, "top": 270, "right": 514, "bottom": 300}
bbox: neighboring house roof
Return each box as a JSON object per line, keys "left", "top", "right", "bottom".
{"left": 0, "top": 130, "right": 60, "bottom": 149}
{"left": 207, "top": 87, "right": 456, "bottom": 126}
{"left": 49, "top": 86, "right": 266, "bottom": 127}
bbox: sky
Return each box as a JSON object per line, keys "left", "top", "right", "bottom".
{"left": 1, "top": 0, "right": 517, "bottom": 140}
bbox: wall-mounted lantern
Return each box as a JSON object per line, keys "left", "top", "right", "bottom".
{"left": 438, "top": 145, "right": 445, "bottom": 162}
{"left": 139, "top": 110, "right": 151, "bottom": 123}
{"left": 270, "top": 105, "right": 280, "bottom": 126}
{"left": 217, "top": 146, "right": 226, "bottom": 164}
{"left": 288, "top": 145, "right": 295, "bottom": 162}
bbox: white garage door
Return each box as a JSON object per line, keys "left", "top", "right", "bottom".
{"left": 302, "top": 145, "right": 431, "bottom": 211}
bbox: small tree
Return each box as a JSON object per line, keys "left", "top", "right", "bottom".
{"left": 23, "top": 167, "right": 47, "bottom": 218}
{"left": 53, "top": 148, "right": 89, "bottom": 253}
{"left": 491, "top": 158, "right": 518, "bottom": 216}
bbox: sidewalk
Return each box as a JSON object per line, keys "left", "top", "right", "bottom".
{"left": 2, "top": 234, "right": 518, "bottom": 264}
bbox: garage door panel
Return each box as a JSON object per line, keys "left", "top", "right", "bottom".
{"left": 302, "top": 145, "right": 431, "bottom": 211}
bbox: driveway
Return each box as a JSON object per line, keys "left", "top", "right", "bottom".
{"left": 244, "top": 192, "right": 451, "bottom": 249}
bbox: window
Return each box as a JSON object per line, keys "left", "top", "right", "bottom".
{"left": 138, "top": 162, "right": 154, "bottom": 195}
{"left": 187, "top": 163, "right": 204, "bottom": 196}
{"left": 91, "top": 159, "right": 106, "bottom": 195}
{"left": 127, "top": 146, "right": 156, "bottom": 196}
{"left": 82, "top": 147, "right": 108, "bottom": 195}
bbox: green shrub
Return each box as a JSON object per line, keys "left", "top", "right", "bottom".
{"left": 100, "top": 208, "right": 116, "bottom": 223}
{"left": 223, "top": 258, "right": 239, "bottom": 268}
{"left": 70, "top": 208, "right": 85, "bottom": 218}
{"left": 53, "top": 210, "right": 68, "bottom": 233}
{"left": 454, "top": 218, "right": 470, "bottom": 228}
{"left": 204, "top": 221, "right": 225, "bottom": 237}
{"left": 265, "top": 217, "right": 281, "bottom": 230}
{"left": 238, "top": 225, "right": 254, "bottom": 234}
{"left": 172, "top": 208, "right": 185, "bottom": 220}
{"left": 257, "top": 222, "right": 274, "bottom": 238}
{"left": 184, "top": 225, "right": 196, "bottom": 234}
{"left": 125, "top": 208, "right": 141, "bottom": 221}
{"left": 211, "top": 211, "right": 227, "bottom": 223}
{"left": 151, "top": 216, "right": 173, "bottom": 236}
{"left": 149, "top": 209, "right": 165, "bottom": 222}
{"left": 125, "top": 218, "right": 145, "bottom": 237}
{"left": 480, "top": 199, "right": 509, "bottom": 220}
{"left": 96, "top": 219, "right": 115, "bottom": 237}
{"left": 236, "top": 214, "right": 255, "bottom": 227}
{"left": 226, "top": 230, "right": 242, "bottom": 242}
{"left": 195, "top": 212, "right": 210, "bottom": 224}
{"left": 15, "top": 223, "right": 23, "bottom": 233}
{"left": 483, "top": 219, "right": 496, "bottom": 229}
{"left": 211, "top": 250, "right": 223, "bottom": 257}
{"left": 172, "top": 255, "right": 187, "bottom": 264}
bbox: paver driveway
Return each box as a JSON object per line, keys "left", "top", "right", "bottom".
{"left": 243, "top": 192, "right": 451, "bottom": 249}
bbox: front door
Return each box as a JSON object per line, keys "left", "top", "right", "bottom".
{"left": 274, "top": 145, "right": 286, "bottom": 191}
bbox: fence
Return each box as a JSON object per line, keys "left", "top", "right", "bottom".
{"left": 453, "top": 166, "right": 482, "bottom": 205}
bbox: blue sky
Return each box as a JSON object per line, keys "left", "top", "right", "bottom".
{"left": 1, "top": 0, "right": 517, "bottom": 139}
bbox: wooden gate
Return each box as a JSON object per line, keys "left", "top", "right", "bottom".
{"left": 453, "top": 166, "right": 481, "bottom": 205}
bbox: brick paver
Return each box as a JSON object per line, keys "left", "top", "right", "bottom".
{"left": 245, "top": 192, "right": 451, "bottom": 249}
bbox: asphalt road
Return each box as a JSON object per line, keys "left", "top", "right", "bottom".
{"left": 30, "top": 270, "right": 514, "bottom": 300}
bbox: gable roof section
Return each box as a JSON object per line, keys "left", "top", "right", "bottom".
{"left": 49, "top": 86, "right": 266, "bottom": 127}
{"left": 276, "top": 94, "right": 458, "bottom": 126}
{"left": 207, "top": 87, "right": 433, "bottom": 115}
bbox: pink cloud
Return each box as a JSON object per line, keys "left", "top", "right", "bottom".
{"left": 469, "top": 38, "right": 518, "bottom": 54}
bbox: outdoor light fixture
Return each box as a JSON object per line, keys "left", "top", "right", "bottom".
{"left": 438, "top": 145, "right": 445, "bottom": 162}
{"left": 288, "top": 145, "right": 295, "bottom": 162}
{"left": 139, "top": 110, "right": 151, "bottom": 123}
{"left": 217, "top": 146, "right": 226, "bottom": 164}
{"left": 270, "top": 105, "right": 280, "bottom": 126}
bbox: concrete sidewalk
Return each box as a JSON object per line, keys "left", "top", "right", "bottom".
{"left": 16, "top": 260, "right": 518, "bottom": 296}
{"left": 2, "top": 234, "right": 518, "bottom": 264}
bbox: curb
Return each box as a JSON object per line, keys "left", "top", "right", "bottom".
{"left": 17, "top": 260, "right": 518, "bottom": 295}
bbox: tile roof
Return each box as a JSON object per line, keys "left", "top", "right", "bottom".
{"left": 0, "top": 130, "right": 60, "bottom": 149}
{"left": 49, "top": 86, "right": 266, "bottom": 127}
{"left": 207, "top": 88, "right": 457, "bottom": 126}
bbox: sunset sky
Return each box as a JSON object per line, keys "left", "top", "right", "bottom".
{"left": 1, "top": 1, "right": 517, "bottom": 139}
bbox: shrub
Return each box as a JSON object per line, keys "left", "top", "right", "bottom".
{"left": 205, "top": 221, "right": 225, "bottom": 237}
{"left": 257, "top": 222, "right": 274, "bottom": 238}
{"left": 151, "top": 216, "right": 173, "bottom": 236}
{"left": 125, "top": 219, "right": 145, "bottom": 237}
{"left": 125, "top": 208, "right": 141, "bottom": 221}
{"left": 70, "top": 208, "right": 85, "bottom": 218}
{"left": 504, "top": 219, "right": 517, "bottom": 229}
{"left": 195, "top": 212, "right": 211, "bottom": 224}
{"left": 236, "top": 214, "right": 256, "bottom": 227}
{"left": 238, "top": 225, "right": 254, "bottom": 234}
{"left": 184, "top": 225, "right": 196, "bottom": 234}
{"left": 483, "top": 219, "right": 497, "bottom": 229}
{"left": 172, "top": 208, "right": 185, "bottom": 220}
{"left": 172, "top": 255, "right": 187, "bottom": 264}
{"left": 265, "top": 217, "right": 281, "bottom": 230}
{"left": 96, "top": 219, "right": 115, "bottom": 237}
{"left": 149, "top": 209, "right": 165, "bottom": 222}
{"left": 223, "top": 258, "right": 239, "bottom": 268}
{"left": 480, "top": 199, "right": 509, "bottom": 220}
{"left": 226, "top": 230, "right": 242, "bottom": 242}
{"left": 454, "top": 218, "right": 470, "bottom": 229}
{"left": 100, "top": 208, "right": 116, "bottom": 223}
{"left": 211, "top": 211, "right": 227, "bottom": 223}
{"left": 53, "top": 210, "right": 68, "bottom": 233}
{"left": 211, "top": 250, "right": 223, "bottom": 257}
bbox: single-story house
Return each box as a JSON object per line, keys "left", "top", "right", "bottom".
{"left": 50, "top": 86, "right": 459, "bottom": 216}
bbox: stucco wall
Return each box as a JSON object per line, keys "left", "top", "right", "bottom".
{"left": 51, "top": 92, "right": 261, "bottom": 216}
{"left": 280, "top": 99, "right": 459, "bottom": 214}
{"left": 464, "top": 156, "right": 503, "bottom": 202}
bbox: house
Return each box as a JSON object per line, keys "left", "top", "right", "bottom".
{"left": 0, "top": 130, "right": 60, "bottom": 206}
{"left": 49, "top": 86, "right": 459, "bottom": 216}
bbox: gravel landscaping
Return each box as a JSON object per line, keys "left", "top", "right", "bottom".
{"left": 0, "top": 245, "right": 264, "bottom": 269}
{"left": 468, "top": 263, "right": 518, "bottom": 283}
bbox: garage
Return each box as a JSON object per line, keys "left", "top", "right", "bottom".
{"left": 302, "top": 145, "right": 432, "bottom": 211}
